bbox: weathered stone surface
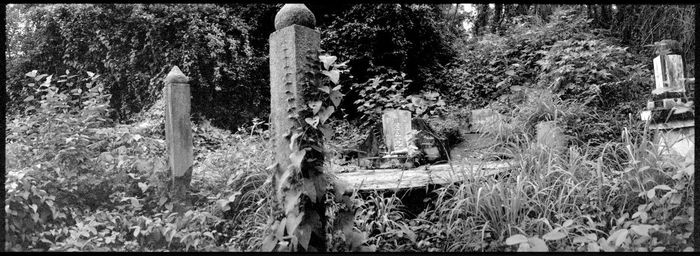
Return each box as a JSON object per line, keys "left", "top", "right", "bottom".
{"left": 535, "top": 121, "right": 566, "bottom": 152}
{"left": 274, "top": 4, "right": 316, "bottom": 30}
{"left": 164, "top": 66, "right": 193, "bottom": 179}
{"left": 335, "top": 160, "right": 514, "bottom": 191}
{"left": 382, "top": 109, "right": 412, "bottom": 154}
{"left": 656, "top": 127, "right": 694, "bottom": 159}
{"left": 653, "top": 54, "right": 685, "bottom": 93}
{"left": 469, "top": 108, "right": 504, "bottom": 133}
{"left": 164, "top": 66, "right": 189, "bottom": 84}
{"left": 269, "top": 24, "right": 320, "bottom": 176}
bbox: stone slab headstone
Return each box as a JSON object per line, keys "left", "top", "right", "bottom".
{"left": 470, "top": 108, "right": 503, "bottom": 133}
{"left": 653, "top": 54, "right": 685, "bottom": 93}
{"left": 382, "top": 109, "right": 412, "bottom": 154}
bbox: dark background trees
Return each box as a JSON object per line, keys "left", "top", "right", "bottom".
{"left": 5, "top": 4, "right": 694, "bottom": 132}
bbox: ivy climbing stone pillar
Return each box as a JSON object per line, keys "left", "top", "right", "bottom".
{"left": 164, "top": 66, "right": 193, "bottom": 207}
{"left": 266, "top": 4, "right": 327, "bottom": 252}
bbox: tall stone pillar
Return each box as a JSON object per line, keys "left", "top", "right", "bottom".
{"left": 164, "top": 66, "right": 193, "bottom": 208}
{"left": 267, "top": 4, "right": 327, "bottom": 252}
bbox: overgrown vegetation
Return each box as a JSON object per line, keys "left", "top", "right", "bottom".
{"left": 5, "top": 4, "right": 694, "bottom": 252}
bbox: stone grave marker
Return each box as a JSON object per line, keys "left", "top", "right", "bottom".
{"left": 382, "top": 109, "right": 412, "bottom": 154}
{"left": 164, "top": 66, "right": 193, "bottom": 205}
{"left": 470, "top": 108, "right": 503, "bottom": 133}
{"left": 268, "top": 4, "right": 327, "bottom": 251}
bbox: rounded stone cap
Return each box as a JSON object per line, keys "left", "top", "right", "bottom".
{"left": 274, "top": 4, "right": 315, "bottom": 30}
{"left": 165, "top": 66, "right": 189, "bottom": 84}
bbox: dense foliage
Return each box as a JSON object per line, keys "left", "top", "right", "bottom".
{"left": 5, "top": 4, "right": 694, "bottom": 253}
{"left": 6, "top": 4, "right": 265, "bottom": 130}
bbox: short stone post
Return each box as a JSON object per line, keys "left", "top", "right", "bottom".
{"left": 267, "top": 4, "right": 327, "bottom": 252}
{"left": 164, "top": 66, "right": 193, "bottom": 207}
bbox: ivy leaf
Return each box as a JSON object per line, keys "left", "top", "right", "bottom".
{"left": 302, "top": 178, "right": 317, "bottom": 203}
{"left": 262, "top": 235, "right": 277, "bottom": 251}
{"left": 305, "top": 116, "right": 319, "bottom": 128}
{"left": 285, "top": 211, "right": 304, "bottom": 235}
{"left": 289, "top": 149, "right": 307, "bottom": 169}
{"left": 25, "top": 70, "right": 38, "bottom": 78}
{"left": 319, "top": 55, "right": 337, "bottom": 70}
{"left": 23, "top": 96, "right": 35, "bottom": 102}
{"left": 318, "top": 106, "right": 334, "bottom": 124}
{"left": 322, "top": 70, "right": 340, "bottom": 84}
{"left": 87, "top": 71, "right": 95, "bottom": 77}
{"left": 290, "top": 132, "right": 302, "bottom": 151}
{"left": 217, "top": 199, "right": 231, "bottom": 212}
{"left": 318, "top": 85, "right": 330, "bottom": 94}
{"left": 630, "top": 224, "right": 652, "bottom": 237}
{"left": 137, "top": 182, "right": 149, "bottom": 193}
{"left": 330, "top": 90, "right": 343, "bottom": 107}
{"left": 276, "top": 218, "right": 287, "bottom": 239}
{"left": 285, "top": 189, "right": 301, "bottom": 215}
{"left": 308, "top": 101, "right": 322, "bottom": 114}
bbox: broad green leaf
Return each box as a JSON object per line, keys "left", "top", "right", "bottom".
{"left": 285, "top": 189, "right": 301, "bottom": 215}
{"left": 137, "top": 182, "right": 149, "bottom": 193}
{"left": 305, "top": 116, "right": 319, "bottom": 128}
{"left": 285, "top": 211, "right": 304, "bottom": 235}
{"left": 318, "top": 85, "right": 330, "bottom": 94}
{"left": 652, "top": 246, "right": 665, "bottom": 252}
{"left": 330, "top": 90, "right": 343, "bottom": 107}
{"left": 302, "top": 178, "right": 316, "bottom": 203}
{"left": 35, "top": 74, "right": 48, "bottom": 82}
{"left": 505, "top": 70, "right": 516, "bottom": 76}
{"left": 217, "top": 199, "right": 230, "bottom": 211}
{"left": 573, "top": 236, "right": 589, "bottom": 244}
{"left": 25, "top": 70, "right": 38, "bottom": 78}
{"left": 290, "top": 132, "right": 302, "bottom": 151}
{"left": 646, "top": 189, "right": 655, "bottom": 199}
{"left": 563, "top": 219, "right": 574, "bottom": 228}
{"left": 505, "top": 234, "right": 528, "bottom": 245}
{"left": 630, "top": 224, "right": 651, "bottom": 237}
{"left": 261, "top": 238, "right": 276, "bottom": 252}
{"left": 653, "top": 184, "right": 672, "bottom": 190}
{"left": 614, "top": 229, "right": 628, "bottom": 247}
{"left": 322, "top": 70, "right": 340, "bottom": 84}
{"left": 308, "top": 101, "right": 322, "bottom": 114}
{"left": 296, "top": 224, "right": 311, "bottom": 251}
{"left": 543, "top": 230, "right": 567, "bottom": 240}
{"left": 23, "top": 96, "right": 34, "bottom": 102}
{"left": 319, "top": 55, "right": 337, "bottom": 70}
{"left": 318, "top": 106, "right": 334, "bottom": 124}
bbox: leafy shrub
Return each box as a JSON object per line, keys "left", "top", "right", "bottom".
{"left": 5, "top": 4, "right": 264, "bottom": 129}
{"left": 5, "top": 69, "right": 113, "bottom": 250}
{"left": 352, "top": 68, "right": 447, "bottom": 127}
